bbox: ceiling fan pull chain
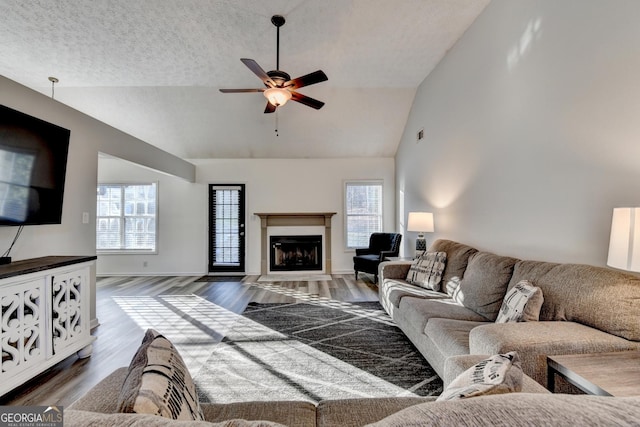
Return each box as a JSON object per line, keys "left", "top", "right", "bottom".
{"left": 275, "top": 110, "right": 279, "bottom": 137}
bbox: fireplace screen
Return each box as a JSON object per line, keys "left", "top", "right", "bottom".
{"left": 270, "top": 235, "right": 322, "bottom": 271}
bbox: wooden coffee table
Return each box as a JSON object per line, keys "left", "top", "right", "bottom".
{"left": 547, "top": 351, "right": 640, "bottom": 396}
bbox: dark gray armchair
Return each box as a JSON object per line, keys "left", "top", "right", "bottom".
{"left": 353, "top": 232, "right": 402, "bottom": 283}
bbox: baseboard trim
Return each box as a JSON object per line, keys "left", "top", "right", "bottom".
{"left": 96, "top": 272, "right": 207, "bottom": 277}
{"left": 90, "top": 318, "right": 100, "bottom": 331}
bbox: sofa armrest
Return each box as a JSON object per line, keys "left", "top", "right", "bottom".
{"left": 443, "top": 354, "right": 549, "bottom": 394}
{"left": 355, "top": 248, "right": 373, "bottom": 256}
{"left": 379, "top": 261, "right": 413, "bottom": 282}
{"left": 469, "top": 322, "right": 639, "bottom": 386}
{"left": 379, "top": 250, "right": 398, "bottom": 260}
{"left": 68, "top": 367, "right": 129, "bottom": 413}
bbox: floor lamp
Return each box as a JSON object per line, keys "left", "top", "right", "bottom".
{"left": 407, "top": 212, "right": 434, "bottom": 258}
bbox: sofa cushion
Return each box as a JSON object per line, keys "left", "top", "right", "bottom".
{"left": 405, "top": 251, "right": 447, "bottom": 291}
{"left": 469, "top": 321, "right": 639, "bottom": 385}
{"left": 425, "top": 318, "right": 488, "bottom": 357}
{"left": 380, "top": 279, "right": 449, "bottom": 311}
{"left": 508, "top": 260, "right": 640, "bottom": 341}
{"left": 68, "top": 368, "right": 129, "bottom": 413}
{"left": 457, "top": 252, "right": 519, "bottom": 321}
{"left": 201, "top": 401, "right": 316, "bottom": 427}
{"left": 65, "top": 410, "right": 287, "bottom": 426}
{"left": 495, "top": 280, "right": 544, "bottom": 323}
{"left": 437, "top": 352, "right": 523, "bottom": 401}
{"left": 398, "top": 297, "right": 487, "bottom": 336}
{"left": 428, "top": 239, "right": 478, "bottom": 289}
{"left": 364, "top": 394, "right": 640, "bottom": 427}
{"left": 117, "top": 329, "right": 204, "bottom": 421}
{"left": 316, "top": 397, "right": 435, "bottom": 427}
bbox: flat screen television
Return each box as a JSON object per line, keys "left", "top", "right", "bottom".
{"left": 0, "top": 105, "right": 70, "bottom": 226}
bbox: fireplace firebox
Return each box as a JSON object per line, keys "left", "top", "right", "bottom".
{"left": 270, "top": 235, "right": 322, "bottom": 271}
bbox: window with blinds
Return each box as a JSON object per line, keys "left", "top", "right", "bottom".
{"left": 96, "top": 183, "right": 157, "bottom": 252}
{"left": 345, "top": 181, "right": 383, "bottom": 249}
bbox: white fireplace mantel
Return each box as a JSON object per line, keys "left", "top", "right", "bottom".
{"left": 255, "top": 212, "right": 337, "bottom": 275}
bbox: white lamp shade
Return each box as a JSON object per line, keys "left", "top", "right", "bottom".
{"left": 607, "top": 207, "right": 640, "bottom": 272}
{"left": 407, "top": 212, "right": 434, "bottom": 233}
{"left": 264, "top": 88, "right": 292, "bottom": 107}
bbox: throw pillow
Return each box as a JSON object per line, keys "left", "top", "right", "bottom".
{"left": 495, "top": 280, "right": 544, "bottom": 323}
{"left": 117, "top": 329, "right": 204, "bottom": 421}
{"left": 436, "top": 352, "right": 523, "bottom": 401}
{"left": 445, "top": 277, "right": 463, "bottom": 304}
{"left": 405, "top": 251, "right": 447, "bottom": 291}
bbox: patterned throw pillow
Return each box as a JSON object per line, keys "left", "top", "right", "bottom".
{"left": 436, "top": 352, "right": 523, "bottom": 401}
{"left": 495, "top": 280, "right": 544, "bottom": 323}
{"left": 117, "top": 329, "right": 204, "bottom": 421}
{"left": 405, "top": 251, "right": 447, "bottom": 291}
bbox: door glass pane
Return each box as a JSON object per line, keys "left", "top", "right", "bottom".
{"left": 211, "top": 186, "right": 242, "bottom": 267}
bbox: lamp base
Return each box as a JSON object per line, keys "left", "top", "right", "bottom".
{"left": 415, "top": 237, "right": 427, "bottom": 258}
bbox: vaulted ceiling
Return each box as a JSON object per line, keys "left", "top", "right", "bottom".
{"left": 0, "top": 0, "right": 489, "bottom": 159}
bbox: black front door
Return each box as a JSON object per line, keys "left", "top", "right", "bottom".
{"left": 208, "top": 184, "right": 245, "bottom": 273}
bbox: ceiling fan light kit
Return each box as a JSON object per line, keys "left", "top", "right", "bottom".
{"left": 264, "top": 87, "right": 292, "bottom": 107}
{"left": 220, "top": 15, "right": 328, "bottom": 114}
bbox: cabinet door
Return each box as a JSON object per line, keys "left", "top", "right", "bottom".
{"left": 0, "top": 279, "right": 47, "bottom": 380}
{"left": 50, "top": 268, "right": 89, "bottom": 355}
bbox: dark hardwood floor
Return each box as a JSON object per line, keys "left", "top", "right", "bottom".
{"left": 0, "top": 273, "right": 379, "bottom": 407}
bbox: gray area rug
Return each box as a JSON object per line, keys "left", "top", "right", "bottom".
{"left": 194, "top": 301, "right": 442, "bottom": 403}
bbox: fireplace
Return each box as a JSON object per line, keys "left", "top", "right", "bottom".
{"left": 270, "top": 235, "right": 322, "bottom": 271}
{"left": 255, "top": 212, "right": 336, "bottom": 275}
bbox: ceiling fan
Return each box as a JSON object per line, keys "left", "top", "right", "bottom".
{"left": 219, "top": 15, "right": 328, "bottom": 114}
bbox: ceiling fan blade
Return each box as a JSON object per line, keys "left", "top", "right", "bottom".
{"left": 241, "top": 58, "right": 276, "bottom": 87}
{"left": 219, "top": 88, "right": 264, "bottom": 93}
{"left": 290, "top": 91, "right": 325, "bottom": 110}
{"left": 285, "top": 70, "right": 328, "bottom": 90}
{"left": 264, "top": 102, "right": 277, "bottom": 114}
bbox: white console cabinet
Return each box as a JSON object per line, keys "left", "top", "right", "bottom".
{"left": 0, "top": 256, "right": 96, "bottom": 397}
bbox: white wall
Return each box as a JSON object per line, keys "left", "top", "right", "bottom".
{"left": 396, "top": 0, "right": 640, "bottom": 266}
{"left": 0, "top": 76, "right": 195, "bottom": 323}
{"left": 96, "top": 157, "right": 205, "bottom": 275}
{"left": 194, "top": 158, "right": 395, "bottom": 274}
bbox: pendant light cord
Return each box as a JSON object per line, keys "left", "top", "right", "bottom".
{"left": 48, "top": 76, "right": 59, "bottom": 99}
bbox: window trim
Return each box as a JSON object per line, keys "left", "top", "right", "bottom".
{"left": 343, "top": 180, "right": 384, "bottom": 251}
{"left": 96, "top": 181, "right": 159, "bottom": 255}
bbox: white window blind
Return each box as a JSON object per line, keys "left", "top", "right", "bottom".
{"left": 211, "top": 185, "right": 241, "bottom": 265}
{"left": 345, "top": 181, "right": 383, "bottom": 249}
{"left": 96, "top": 183, "right": 157, "bottom": 252}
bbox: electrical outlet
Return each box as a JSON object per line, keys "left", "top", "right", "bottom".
{"left": 143, "top": 261, "right": 148, "bottom": 268}
{"left": 82, "top": 212, "right": 89, "bottom": 224}
{"left": 417, "top": 128, "right": 424, "bottom": 142}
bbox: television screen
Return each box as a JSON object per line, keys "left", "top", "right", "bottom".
{"left": 0, "top": 105, "right": 70, "bottom": 226}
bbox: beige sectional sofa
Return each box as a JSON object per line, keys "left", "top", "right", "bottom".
{"left": 63, "top": 237, "right": 640, "bottom": 425}
{"left": 65, "top": 358, "right": 638, "bottom": 426}
{"left": 379, "top": 239, "right": 640, "bottom": 387}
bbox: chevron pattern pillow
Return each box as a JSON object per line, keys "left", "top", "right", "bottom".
{"left": 117, "top": 329, "right": 204, "bottom": 421}
{"left": 437, "top": 352, "right": 523, "bottom": 401}
{"left": 405, "top": 251, "right": 447, "bottom": 291}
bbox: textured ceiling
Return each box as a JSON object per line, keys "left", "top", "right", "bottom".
{"left": 0, "top": 0, "right": 490, "bottom": 159}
